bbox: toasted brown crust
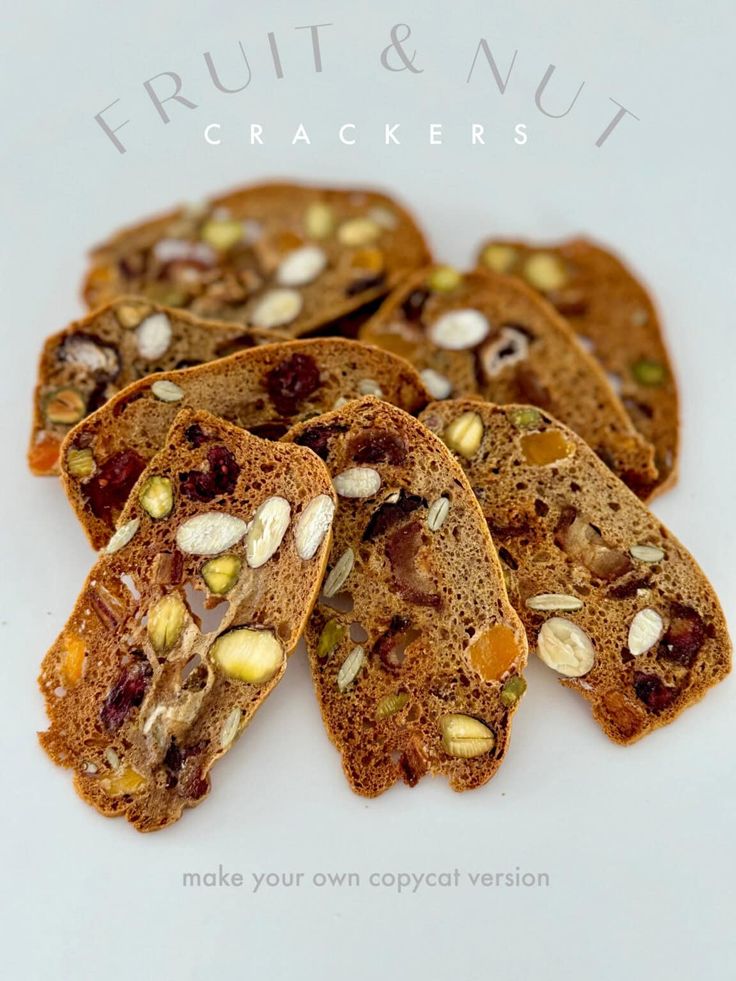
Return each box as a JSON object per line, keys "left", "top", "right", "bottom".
{"left": 419, "top": 400, "right": 731, "bottom": 743}
{"left": 82, "top": 182, "right": 431, "bottom": 337}
{"left": 28, "top": 297, "right": 278, "bottom": 476}
{"left": 38, "top": 409, "right": 334, "bottom": 832}
{"left": 60, "top": 339, "right": 430, "bottom": 549}
{"left": 284, "top": 397, "right": 528, "bottom": 797}
{"left": 356, "top": 266, "right": 659, "bottom": 499}
{"left": 476, "top": 237, "right": 679, "bottom": 496}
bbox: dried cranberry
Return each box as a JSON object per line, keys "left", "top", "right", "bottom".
{"left": 247, "top": 422, "right": 289, "bottom": 441}
{"left": 345, "top": 272, "right": 385, "bottom": 296}
{"left": 294, "top": 422, "right": 347, "bottom": 461}
{"left": 633, "top": 673, "right": 678, "bottom": 713}
{"left": 100, "top": 653, "right": 152, "bottom": 732}
{"left": 184, "top": 423, "right": 210, "bottom": 447}
{"left": 163, "top": 739, "right": 209, "bottom": 798}
{"left": 265, "top": 354, "right": 321, "bottom": 415}
{"left": 362, "top": 491, "right": 425, "bottom": 542}
{"left": 606, "top": 577, "right": 653, "bottom": 600}
{"left": 349, "top": 429, "right": 408, "bottom": 466}
{"left": 385, "top": 520, "right": 441, "bottom": 608}
{"left": 85, "top": 449, "right": 146, "bottom": 521}
{"left": 659, "top": 604, "right": 705, "bottom": 667}
{"left": 401, "top": 288, "right": 429, "bottom": 322}
{"left": 180, "top": 445, "right": 240, "bottom": 502}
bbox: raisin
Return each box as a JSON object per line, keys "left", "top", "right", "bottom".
{"left": 659, "top": 604, "right": 705, "bottom": 667}
{"left": 180, "top": 445, "right": 240, "bottom": 502}
{"left": 385, "top": 520, "right": 441, "bottom": 608}
{"left": 85, "top": 449, "right": 146, "bottom": 521}
{"left": 185, "top": 423, "right": 210, "bottom": 447}
{"left": 100, "top": 653, "right": 152, "bottom": 732}
{"left": 164, "top": 739, "right": 209, "bottom": 798}
{"left": 346, "top": 272, "right": 385, "bottom": 296}
{"left": 401, "top": 288, "right": 429, "bottom": 322}
{"left": 265, "top": 354, "right": 321, "bottom": 415}
{"left": 349, "top": 429, "right": 407, "bottom": 466}
{"left": 362, "top": 491, "right": 425, "bottom": 542}
{"left": 607, "top": 576, "right": 653, "bottom": 600}
{"left": 294, "top": 421, "right": 347, "bottom": 461}
{"left": 398, "top": 742, "right": 428, "bottom": 787}
{"left": 247, "top": 421, "right": 289, "bottom": 441}
{"left": 633, "top": 673, "right": 678, "bottom": 713}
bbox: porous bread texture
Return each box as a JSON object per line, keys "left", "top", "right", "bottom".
{"left": 38, "top": 409, "right": 335, "bottom": 832}
{"left": 28, "top": 297, "right": 278, "bottom": 477}
{"left": 82, "top": 182, "right": 431, "bottom": 337}
{"left": 476, "top": 237, "right": 679, "bottom": 496}
{"left": 285, "top": 397, "right": 528, "bottom": 797}
{"left": 358, "top": 265, "right": 658, "bottom": 499}
{"left": 419, "top": 399, "right": 731, "bottom": 743}
{"left": 60, "top": 338, "right": 430, "bottom": 549}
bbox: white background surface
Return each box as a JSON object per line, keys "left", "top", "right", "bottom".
{"left": 2, "top": 2, "right": 734, "bottom": 979}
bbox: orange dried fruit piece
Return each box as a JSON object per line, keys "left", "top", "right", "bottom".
{"left": 520, "top": 429, "right": 575, "bottom": 466}
{"left": 28, "top": 435, "right": 62, "bottom": 475}
{"left": 60, "top": 633, "right": 86, "bottom": 686}
{"left": 360, "top": 320, "right": 423, "bottom": 361}
{"left": 102, "top": 767, "right": 147, "bottom": 796}
{"left": 468, "top": 624, "right": 520, "bottom": 681}
{"left": 350, "top": 247, "right": 385, "bottom": 275}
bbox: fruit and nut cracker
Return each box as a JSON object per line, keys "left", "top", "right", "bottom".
{"left": 29, "top": 297, "right": 278, "bottom": 476}
{"left": 39, "top": 409, "right": 335, "bottom": 831}
{"left": 420, "top": 400, "right": 731, "bottom": 743}
{"left": 60, "top": 338, "right": 430, "bottom": 550}
{"left": 476, "top": 238, "right": 679, "bottom": 495}
{"left": 357, "top": 265, "right": 659, "bottom": 498}
{"left": 285, "top": 397, "right": 528, "bottom": 796}
{"left": 82, "top": 182, "right": 430, "bottom": 337}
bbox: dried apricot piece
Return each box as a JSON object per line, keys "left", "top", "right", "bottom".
{"left": 360, "top": 320, "right": 423, "bottom": 361}
{"left": 520, "top": 429, "right": 574, "bottom": 466}
{"left": 28, "top": 435, "right": 62, "bottom": 475}
{"left": 468, "top": 624, "right": 520, "bottom": 681}
{"left": 60, "top": 633, "right": 86, "bottom": 687}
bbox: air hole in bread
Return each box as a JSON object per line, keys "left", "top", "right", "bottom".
{"left": 184, "top": 583, "right": 229, "bottom": 633}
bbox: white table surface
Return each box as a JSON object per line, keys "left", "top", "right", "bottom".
{"left": 2, "top": 2, "right": 734, "bottom": 978}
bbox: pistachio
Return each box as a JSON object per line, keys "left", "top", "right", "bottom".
{"left": 219, "top": 707, "right": 243, "bottom": 749}
{"left": 337, "top": 217, "right": 380, "bottom": 246}
{"left": 440, "top": 714, "right": 495, "bottom": 758}
{"left": 337, "top": 645, "right": 366, "bottom": 692}
{"left": 323, "top": 548, "right": 355, "bottom": 598}
{"left": 304, "top": 202, "right": 335, "bottom": 239}
{"left": 115, "top": 302, "right": 150, "bottom": 328}
{"left": 103, "top": 518, "right": 140, "bottom": 555}
{"left": 295, "top": 494, "right": 335, "bottom": 560}
{"left": 66, "top": 447, "right": 96, "bottom": 479}
{"left": 139, "top": 475, "right": 174, "bottom": 519}
{"left": 246, "top": 496, "right": 291, "bottom": 568}
{"left": 526, "top": 593, "right": 584, "bottom": 612}
{"left": 481, "top": 243, "right": 517, "bottom": 273}
{"left": 250, "top": 288, "right": 303, "bottom": 329}
{"left": 631, "top": 358, "right": 666, "bottom": 387}
{"left": 500, "top": 675, "right": 527, "bottom": 708}
{"left": 210, "top": 627, "right": 283, "bottom": 684}
{"left": 630, "top": 544, "right": 665, "bottom": 564}
{"left": 202, "top": 554, "right": 242, "bottom": 594}
{"left": 333, "top": 467, "right": 382, "bottom": 498}
{"left": 44, "top": 387, "right": 86, "bottom": 425}
{"left": 276, "top": 245, "right": 327, "bottom": 286}
{"left": 442, "top": 411, "right": 484, "bottom": 459}
{"left": 317, "top": 619, "right": 347, "bottom": 659}
{"left": 507, "top": 406, "right": 543, "bottom": 430}
{"left": 200, "top": 218, "right": 244, "bottom": 252}
{"left": 151, "top": 379, "right": 184, "bottom": 403}
{"left": 427, "top": 266, "right": 462, "bottom": 292}
{"left": 147, "top": 593, "right": 186, "bottom": 653}
{"left": 427, "top": 496, "right": 450, "bottom": 532}
{"left": 628, "top": 608, "right": 664, "bottom": 657}
{"left": 523, "top": 252, "right": 567, "bottom": 291}
{"left": 176, "top": 512, "right": 248, "bottom": 556}
{"left": 376, "top": 692, "right": 409, "bottom": 719}
{"left": 420, "top": 368, "right": 452, "bottom": 400}
{"left": 427, "top": 309, "right": 490, "bottom": 350}
{"left": 537, "top": 617, "right": 595, "bottom": 677}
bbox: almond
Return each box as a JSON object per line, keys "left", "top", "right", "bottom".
{"left": 628, "top": 608, "right": 664, "bottom": 657}
{"left": 427, "top": 309, "right": 490, "bottom": 350}
{"left": 333, "top": 467, "right": 382, "bottom": 499}
{"left": 537, "top": 617, "right": 595, "bottom": 677}
{"left": 276, "top": 245, "right": 327, "bottom": 286}
{"left": 176, "top": 512, "right": 248, "bottom": 556}
{"left": 136, "top": 313, "right": 172, "bottom": 360}
{"left": 295, "top": 494, "right": 335, "bottom": 560}
{"left": 246, "top": 496, "right": 291, "bottom": 568}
